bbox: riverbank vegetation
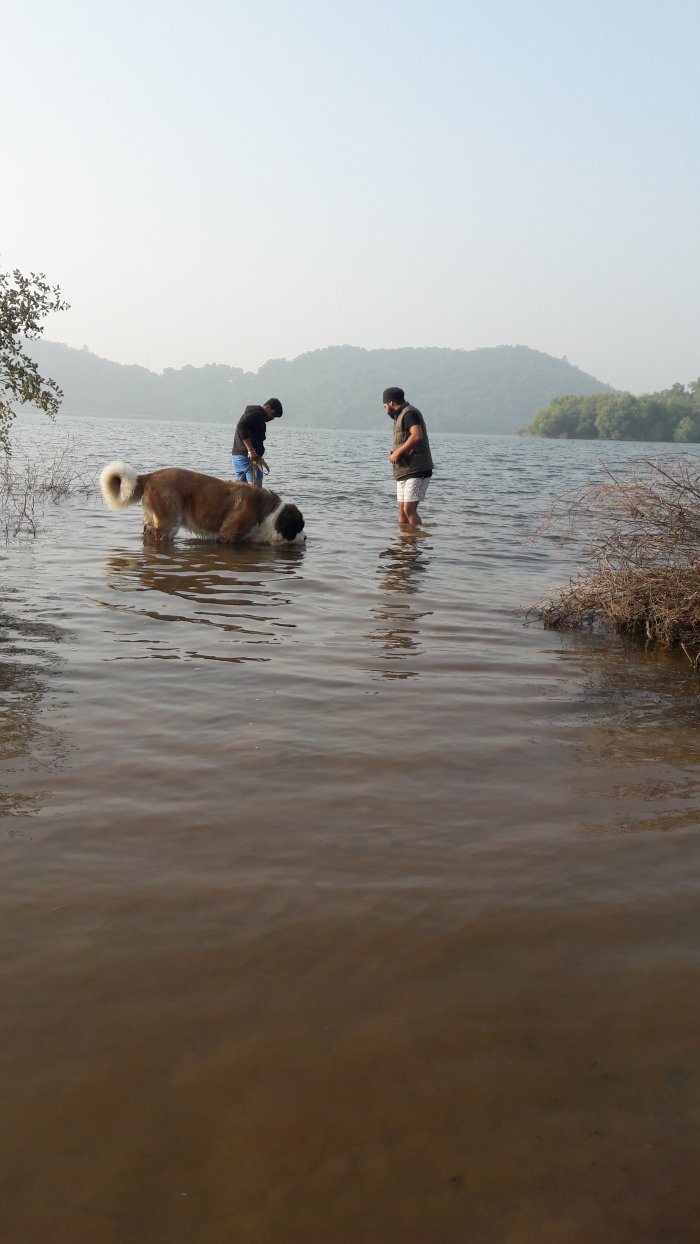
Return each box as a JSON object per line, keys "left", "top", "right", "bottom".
{"left": 534, "top": 458, "right": 700, "bottom": 668}
{"left": 1, "top": 263, "right": 78, "bottom": 537}
{"left": 525, "top": 381, "right": 700, "bottom": 442}
{"left": 1, "top": 264, "right": 69, "bottom": 452}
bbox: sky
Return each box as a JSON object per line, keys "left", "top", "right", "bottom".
{"left": 3, "top": 0, "right": 699, "bottom": 393}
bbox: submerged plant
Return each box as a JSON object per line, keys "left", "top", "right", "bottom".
{"left": 0, "top": 434, "right": 94, "bottom": 540}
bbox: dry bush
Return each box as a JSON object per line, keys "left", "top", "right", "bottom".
{"left": 533, "top": 457, "right": 700, "bottom": 667}
{"left": 0, "top": 434, "right": 94, "bottom": 540}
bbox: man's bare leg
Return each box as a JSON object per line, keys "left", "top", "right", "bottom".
{"left": 401, "top": 501, "right": 422, "bottom": 526}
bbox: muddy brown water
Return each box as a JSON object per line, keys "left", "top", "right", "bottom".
{"left": 2, "top": 416, "right": 700, "bottom": 1242}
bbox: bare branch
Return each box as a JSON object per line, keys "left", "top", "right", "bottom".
{"left": 533, "top": 458, "right": 700, "bottom": 665}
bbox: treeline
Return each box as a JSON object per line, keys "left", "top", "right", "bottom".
{"left": 25, "top": 340, "right": 612, "bottom": 435}
{"left": 526, "top": 381, "right": 700, "bottom": 442}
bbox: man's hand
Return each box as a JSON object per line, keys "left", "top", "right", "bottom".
{"left": 390, "top": 427, "right": 422, "bottom": 465}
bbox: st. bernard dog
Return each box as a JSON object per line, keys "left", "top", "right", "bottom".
{"left": 99, "top": 461, "right": 305, "bottom": 545}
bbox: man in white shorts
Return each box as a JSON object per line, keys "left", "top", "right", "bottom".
{"left": 382, "top": 387, "right": 434, "bottom": 526}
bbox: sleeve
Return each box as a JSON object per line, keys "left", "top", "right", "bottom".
{"left": 236, "top": 412, "right": 254, "bottom": 440}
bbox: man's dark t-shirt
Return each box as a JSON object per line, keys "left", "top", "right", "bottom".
{"left": 232, "top": 406, "right": 267, "bottom": 456}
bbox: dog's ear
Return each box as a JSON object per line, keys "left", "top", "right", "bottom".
{"left": 277, "top": 505, "right": 304, "bottom": 541}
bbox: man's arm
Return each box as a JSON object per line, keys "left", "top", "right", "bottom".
{"left": 389, "top": 424, "right": 423, "bottom": 464}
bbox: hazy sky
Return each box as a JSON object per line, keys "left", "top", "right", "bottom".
{"left": 4, "top": 0, "right": 699, "bottom": 392}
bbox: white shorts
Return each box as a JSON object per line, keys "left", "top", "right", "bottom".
{"left": 396, "top": 476, "right": 431, "bottom": 504}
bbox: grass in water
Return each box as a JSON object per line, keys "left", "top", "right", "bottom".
{"left": 1, "top": 434, "right": 95, "bottom": 540}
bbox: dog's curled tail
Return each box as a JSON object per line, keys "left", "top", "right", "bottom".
{"left": 100, "top": 460, "right": 143, "bottom": 511}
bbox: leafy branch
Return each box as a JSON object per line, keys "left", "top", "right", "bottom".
{"left": 0, "top": 265, "right": 70, "bottom": 451}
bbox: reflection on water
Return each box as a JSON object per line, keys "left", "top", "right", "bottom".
{"left": 368, "top": 531, "right": 433, "bottom": 677}
{"left": 100, "top": 541, "right": 305, "bottom": 662}
{"left": 0, "top": 606, "right": 67, "bottom": 818}
{"left": 562, "top": 632, "right": 700, "bottom": 837}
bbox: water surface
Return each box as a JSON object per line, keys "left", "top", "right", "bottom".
{"left": 2, "top": 416, "right": 700, "bottom": 1243}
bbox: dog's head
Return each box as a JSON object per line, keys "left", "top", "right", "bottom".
{"left": 276, "top": 503, "right": 305, "bottom": 542}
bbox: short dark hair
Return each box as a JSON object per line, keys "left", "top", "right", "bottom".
{"left": 264, "top": 397, "right": 283, "bottom": 417}
{"left": 382, "top": 387, "right": 405, "bottom": 405}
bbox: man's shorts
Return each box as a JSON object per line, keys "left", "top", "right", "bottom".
{"left": 396, "top": 475, "right": 431, "bottom": 504}
{"left": 232, "top": 453, "right": 263, "bottom": 484}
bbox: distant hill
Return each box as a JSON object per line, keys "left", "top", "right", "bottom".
{"left": 25, "top": 340, "right": 613, "bottom": 434}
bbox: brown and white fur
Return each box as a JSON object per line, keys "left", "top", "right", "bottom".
{"left": 100, "top": 461, "right": 305, "bottom": 545}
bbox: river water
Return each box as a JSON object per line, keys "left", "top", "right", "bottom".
{"left": 2, "top": 414, "right": 700, "bottom": 1243}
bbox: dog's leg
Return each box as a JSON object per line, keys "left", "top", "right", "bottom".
{"left": 217, "top": 510, "right": 251, "bottom": 544}
{"left": 144, "top": 525, "right": 178, "bottom": 545}
{"left": 142, "top": 505, "right": 177, "bottom": 545}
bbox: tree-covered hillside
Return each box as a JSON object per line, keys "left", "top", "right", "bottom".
{"left": 26, "top": 340, "right": 612, "bottom": 434}
{"left": 525, "top": 382, "right": 700, "bottom": 442}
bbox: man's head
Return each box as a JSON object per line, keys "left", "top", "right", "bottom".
{"left": 263, "top": 397, "right": 283, "bottom": 421}
{"left": 382, "top": 386, "right": 405, "bottom": 415}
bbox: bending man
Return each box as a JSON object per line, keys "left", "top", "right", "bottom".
{"left": 231, "top": 398, "right": 283, "bottom": 487}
